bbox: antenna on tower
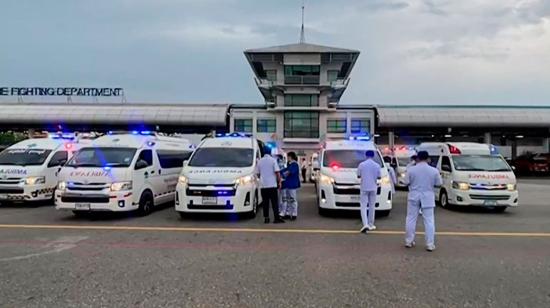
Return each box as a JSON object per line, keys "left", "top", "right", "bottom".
{"left": 299, "top": 0, "right": 306, "bottom": 43}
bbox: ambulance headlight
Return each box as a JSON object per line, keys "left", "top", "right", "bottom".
{"left": 319, "top": 174, "right": 335, "bottom": 185}
{"left": 235, "top": 175, "right": 254, "bottom": 186}
{"left": 178, "top": 175, "right": 188, "bottom": 185}
{"left": 110, "top": 181, "right": 132, "bottom": 191}
{"left": 452, "top": 181, "right": 470, "bottom": 190}
{"left": 506, "top": 183, "right": 516, "bottom": 191}
{"left": 398, "top": 172, "right": 406, "bottom": 178}
{"left": 23, "top": 176, "right": 46, "bottom": 185}
{"left": 378, "top": 176, "right": 391, "bottom": 186}
{"left": 57, "top": 181, "right": 67, "bottom": 191}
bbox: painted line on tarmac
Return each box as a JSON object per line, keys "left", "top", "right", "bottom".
{"left": 0, "top": 224, "right": 550, "bottom": 238}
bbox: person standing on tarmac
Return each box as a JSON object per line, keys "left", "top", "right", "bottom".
{"left": 300, "top": 158, "right": 308, "bottom": 183}
{"left": 280, "top": 152, "right": 301, "bottom": 220}
{"left": 404, "top": 151, "right": 442, "bottom": 251}
{"left": 276, "top": 154, "right": 287, "bottom": 217}
{"left": 256, "top": 149, "right": 285, "bottom": 224}
{"left": 357, "top": 150, "right": 381, "bottom": 233}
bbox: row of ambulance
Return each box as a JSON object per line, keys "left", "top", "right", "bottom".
{"left": 0, "top": 131, "right": 518, "bottom": 218}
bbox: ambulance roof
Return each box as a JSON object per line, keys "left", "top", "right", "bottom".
{"left": 9, "top": 138, "right": 67, "bottom": 151}
{"left": 92, "top": 134, "right": 190, "bottom": 150}
{"left": 324, "top": 139, "right": 377, "bottom": 151}
{"left": 200, "top": 136, "right": 255, "bottom": 149}
{"left": 418, "top": 142, "right": 491, "bottom": 155}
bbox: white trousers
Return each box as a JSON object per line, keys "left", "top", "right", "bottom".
{"left": 360, "top": 190, "right": 377, "bottom": 227}
{"left": 280, "top": 189, "right": 298, "bottom": 216}
{"left": 278, "top": 189, "right": 286, "bottom": 216}
{"left": 405, "top": 199, "right": 435, "bottom": 247}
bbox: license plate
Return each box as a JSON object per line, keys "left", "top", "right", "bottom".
{"left": 202, "top": 197, "right": 217, "bottom": 205}
{"left": 483, "top": 200, "right": 497, "bottom": 206}
{"left": 350, "top": 195, "right": 360, "bottom": 202}
{"left": 75, "top": 203, "right": 90, "bottom": 210}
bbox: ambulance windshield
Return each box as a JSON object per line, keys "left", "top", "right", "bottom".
{"left": 0, "top": 149, "right": 52, "bottom": 166}
{"left": 188, "top": 147, "right": 254, "bottom": 168}
{"left": 323, "top": 150, "right": 384, "bottom": 169}
{"left": 453, "top": 155, "right": 512, "bottom": 172}
{"left": 67, "top": 147, "right": 137, "bottom": 168}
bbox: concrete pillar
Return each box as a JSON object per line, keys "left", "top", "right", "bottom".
{"left": 346, "top": 112, "right": 352, "bottom": 136}
{"left": 388, "top": 131, "right": 395, "bottom": 149}
{"left": 484, "top": 132, "right": 491, "bottom": 145}
{"left": 511, "top": 139, "right": 518, "bottom": 159}
{"left": 543, "top": 137, "right": 550, "bottom": 153}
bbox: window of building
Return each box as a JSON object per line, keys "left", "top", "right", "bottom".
{"left": 327, "top": 119, "right": 347, "bottom": 133}
{"left": 265, "top": 70, "right": 277, "bottom": 82}
{"left": 284, "top": 94, "right": 318, "bottom": 107}
{"left": 351, "top": 118, "right": 370, "bottom": 134}
{"left": 234, "top": 119, "right": 253, "bottom": 133}
{"left": 327, "top": 70, "right": 339, "bottom": 82}
{"left": 284, "top": 111, "right": 319, "bottom": 138}
{"left": 284, "top": 65, "right": 320, "bottom": 76}
{"left": 257, "top": 119, "right": 276, "bottom": 133}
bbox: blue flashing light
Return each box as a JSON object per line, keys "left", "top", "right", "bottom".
{"left": 107, "top": 131, "right": 113, "bottom": 135}
{"left": 131, "top": 130, "right": 139, "bottom": 135}
{"left": 216, "top": 132, "right": 252, "bottom": 138}
{"left": 103, "top": 166, "right": 112, "bottom": 171}
{"left": 140, "top": 131, "right": 153, "bottom": 135}
{"left": 348, "top": 134, "right": 371, "bottom": 141}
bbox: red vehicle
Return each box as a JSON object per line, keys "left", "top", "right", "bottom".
{"left": 512, "top": 154, "right": 550, "bottom": 175}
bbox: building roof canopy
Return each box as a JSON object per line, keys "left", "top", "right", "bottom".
{"left": 245, "top": 42, "right": 359, "bottom": 54}
{"left": 0, "top": 103, "right": 229, "bottom": 127}
{"left": 377, "top": 105, "right": 550, "bottom": 128}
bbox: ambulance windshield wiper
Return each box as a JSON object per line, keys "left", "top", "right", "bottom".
{"left": 71, "top": 163, "right": 101, "bottom": 168}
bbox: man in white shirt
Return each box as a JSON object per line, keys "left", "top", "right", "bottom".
{"left": 404, "top": 151, "right": 442, "bottom": 251}
{"left": 357, "top": 150, "right": 381, "bottom": 233}
{"left": 256, "top": 150, "right": 284, "bottom": 224}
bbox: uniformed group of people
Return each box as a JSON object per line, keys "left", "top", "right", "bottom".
{"left": 358, "top": 150, "right": 442, "bottom": 252}
{"left": 256, "top": 149, "right": 301, "bottom": 224}
{"left": 257, "top": 147, "right": 442, "bottom": 252}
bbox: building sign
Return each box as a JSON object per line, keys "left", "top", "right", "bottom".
{"left": 0, "top": 87, "right": 124, "bottom": 97}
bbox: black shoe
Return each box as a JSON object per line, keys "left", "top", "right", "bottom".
{"left": 264, "top": 218, "right": 270, "bottom": 224}
{"left": 273, "top": 219, "right": 285, "bottom": 224}
{"left": 290, "top": 216, "right": 297, "bottom": 221}
{"left": 283, "top": 215, "right": 291, "bottom": 220}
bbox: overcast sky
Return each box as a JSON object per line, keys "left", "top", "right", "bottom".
{"left": 1, "top": 0, "right": 549, "bottom": 105}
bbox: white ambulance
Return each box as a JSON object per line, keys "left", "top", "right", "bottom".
{"left": 416, "top": 142, "right": 518, "bottom": 212}
{"left": 175, "top": 133, "right": 263, "bottom": 218}
{"left": 55, "top": 132, "right": 193, "bottom": 216}
{"left": 316, "top": 136, "right": 393, "bottom": 216}
{"left": 0, "top": 135, "right": 82, "bottom": 203}
{"left": 391, "top": 146, "right": 416, "bottom": 188}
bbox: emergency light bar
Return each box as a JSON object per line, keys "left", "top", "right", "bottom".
{"left": 216, "top": 132, "right": 252, "bottom": 138}
{"left": 107, "top": 131, "right": 155, "bottom": 136}
{"left": 490, "top": 145, "right": 499, "bottom": 155}
{"left": 348, "top": 134, "right": 371, "bottom": 141}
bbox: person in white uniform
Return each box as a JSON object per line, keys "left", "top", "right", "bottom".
{"left": 356, "top": 150, "right": 381, "bottom": 233}
{"left": 404, "top": 151, "right": 442, "bottom": 251}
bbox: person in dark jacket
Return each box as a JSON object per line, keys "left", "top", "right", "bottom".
{"left": 280, "top": 152, "right": 301, "bottom": 220}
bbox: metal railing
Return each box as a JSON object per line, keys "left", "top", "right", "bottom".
{"left": 284, "top": 75, "right": 320, "bottom": 85}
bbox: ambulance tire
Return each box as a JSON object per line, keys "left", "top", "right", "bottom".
{"left": 492, "top": 206, "right": 507, "bottom": 213}
{"left": 137, "top": 191, "right": 154, "bottom": 216}
{"left": 439, "top": 190, "right": 451, "bottom": 209}
{"left": 377, "top": 210, "right": 390, "bottom": 218}
{"left": 179, "top": 212, "right": 190, "bottom": 219}
{"left": 318, "top": 206, "right": 330, "bottom": 217}
{"left": 244, "top": 190, "right": 259, "bottom": 219}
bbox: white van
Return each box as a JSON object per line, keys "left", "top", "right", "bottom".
{"left": 388, "top": 146, "right": 416, "bottom": 188}
{"left": 0, "top": 136, "right": 82, "bottom": 203}
{"left": 316, "top": 136, "right": 393, "bottom": 216}
{"left": 55, "top": 132, "right": 193, "bottom": 216}
{"left": 175, "top": 133, "right": 263, "bottom": 218}
{"left": 416, "top": 142, "right": 518, "bottom": 212}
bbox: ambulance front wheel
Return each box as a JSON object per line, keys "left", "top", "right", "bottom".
{"left": 439, "top": 190, "right": 451, "bottom": 209}
{"left": 244, "top": 190, "right": 259, "bottom": 219}
{"left": 377, "top": 210, "right": 390, "bottom": 218}
{"left": 137, "top": 191, "right": 154, "bottom": 216}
